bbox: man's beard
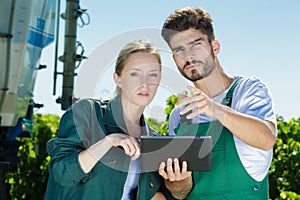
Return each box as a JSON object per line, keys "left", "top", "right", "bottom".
{"left": 179, "top": 60, "right": 214, "bottom": 82}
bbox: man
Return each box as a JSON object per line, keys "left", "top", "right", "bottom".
{"left": 159, "top": 7, "right": 277, "bottom": 199}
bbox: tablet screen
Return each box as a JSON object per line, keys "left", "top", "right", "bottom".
{"left": 140, "top": 136, "right": 212, "bottom": 172}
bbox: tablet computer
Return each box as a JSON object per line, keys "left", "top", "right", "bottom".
{"left": 140, "top": 135, "right": 212, "bottom": 172}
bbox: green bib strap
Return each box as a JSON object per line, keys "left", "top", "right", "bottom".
{"left": 221, "top": 77, "right": 243, "bottom": 106}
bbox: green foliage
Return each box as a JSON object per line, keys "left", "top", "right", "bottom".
{"left": 269, "top": 116, "right": 300, "bottom": 199}
{"left": 147, "top": 95, "right": 179, "bottom": 136}
{"left": 146, "top": 118, "right": 162, "bottom": 133}
{"left": 164, "top": 95, "right": 180, "bottom": 121}
{"left": 279, "top": 191, "right": 300, "bottom": 200}
{"left": 5, "top": 114, "right": 59, "bottom": 200}
{"left": 160, "top": 95, "right": 180, "bottom": 135}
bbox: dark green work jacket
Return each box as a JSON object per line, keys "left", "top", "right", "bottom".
{"left": 175, "top": 78, "right": 269, "bottom": 199}
{"left": 44, "top": 96, "right": 171, "bottom": 200}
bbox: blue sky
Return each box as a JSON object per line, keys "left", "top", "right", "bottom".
{"left": 35, "top": 0, "right": 300, "bottom": 121}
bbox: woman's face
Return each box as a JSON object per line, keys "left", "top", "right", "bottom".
{"left": 114, "top": 51, "right": 161, "bottom": 107}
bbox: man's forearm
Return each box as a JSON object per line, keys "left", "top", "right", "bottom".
{"left": 165, "top": 175, "right": 193, "bottom": 199}
{"left": 215, "top": 105, "right": 276, "bottom": 151}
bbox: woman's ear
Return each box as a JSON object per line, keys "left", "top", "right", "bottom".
{"left": 113, "top": 73, "right": 122, "bottom": 88}
{"left": 212, "top": 40, "right": 220, "bottom": 55}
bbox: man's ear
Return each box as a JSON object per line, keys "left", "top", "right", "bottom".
{"left": 113, "top": 73, "right": 122, "bottom": 88}
{"left": 212, "top": 40, "right": 220, "bottom": 55}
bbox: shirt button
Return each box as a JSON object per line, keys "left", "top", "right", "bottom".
{"left": 253, "top": 185, "right": 259, "bottom": 191}
{"left": 149, "top": 182, "right": 154, "bottom": 188}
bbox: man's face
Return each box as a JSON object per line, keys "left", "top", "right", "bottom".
{"left": 169, "top": 28, "right": 216, "bottom": 82}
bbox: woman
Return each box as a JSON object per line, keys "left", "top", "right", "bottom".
{"left": 44, "top": 40, "right": 173, "bottom": 199}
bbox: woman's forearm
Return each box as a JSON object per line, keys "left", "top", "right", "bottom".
{"left": 78, "top": 137, "right": 112, "bottom": 173}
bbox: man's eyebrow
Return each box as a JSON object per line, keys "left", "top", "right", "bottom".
{"left": 171, "top": 45, "right": 183, "bottom": 52}
{"left": 171, "top": 37, "right": 206, "bottom": 51}
{"left": 187, "top": 37, "right": 205, "bottom": 45}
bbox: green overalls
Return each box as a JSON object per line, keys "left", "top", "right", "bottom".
{"left": 175, "top": 79, "right": 269, "bottom": 199}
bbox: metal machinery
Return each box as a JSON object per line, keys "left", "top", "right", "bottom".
{"left": 0, "top": 0, "right": 87, "bottom": 199}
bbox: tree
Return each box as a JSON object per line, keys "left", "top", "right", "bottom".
{"left": 6, "top": 114, "right": 59, "bottom": 200}
{"left": 147, "top": 95, "right": 179, "bottom": 136}
{"left": 269, "top": 116, "right": 300, "bottom": 199}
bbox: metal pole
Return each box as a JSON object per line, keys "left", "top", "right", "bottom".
{"left": 53, "top": 0, "right": 61, "bottom": 96}
{"left": 61, "top": 0, "right": 79, "bottom": 110}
